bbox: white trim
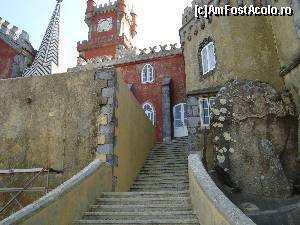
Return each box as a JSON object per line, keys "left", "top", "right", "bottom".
{"left": 201, "top": 42, "right": 216, "bottom": 75}
{"left": 199, "top": 97, "right": 216, "bottom": 129}
{"left": 173, "top": 103, "right": 188, "bottom": 137}
{"left": 142, "top": 102, "right": 155, "bottom": 126}
{"left": 141, "top": 64, "right": 154, "bottom": 84}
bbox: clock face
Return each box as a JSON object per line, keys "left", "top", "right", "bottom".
{"left": 97, "top": 17, "right": 113, "bottom": 32}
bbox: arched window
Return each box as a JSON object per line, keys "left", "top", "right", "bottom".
{"left": 198, "top": 37, "right": 216, "bottom": 78}
{"left": 143, "top": 102, "right": 155, "bottom": 125}
{"left": 141, "top": 64, "right": 154, "bottom": 84}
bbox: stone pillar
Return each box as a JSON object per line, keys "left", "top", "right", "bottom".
{"left": 95, "top": 69, "right": 116, "bottom": 164}
{"left": 186, "top": 96, "right": 201, "bottom": 152}
{"left": 162, "top": 78, "right": 172, "bottom": 143}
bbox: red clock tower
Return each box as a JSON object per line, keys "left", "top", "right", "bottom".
{"left": 77, "top": 0, "right": 137, "bottom": 60}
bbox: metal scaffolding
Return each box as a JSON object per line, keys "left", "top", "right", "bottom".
{"left": 0, "top": 168, "right": 63, "bottom": 215}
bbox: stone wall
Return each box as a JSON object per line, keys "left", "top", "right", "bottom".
{"left": 0, "top": 67, "right": 157, "bottom": 218}
{"left": 0, "top": 69, "right": 112, "bottom": 217}
{"left": 0, "top": 17, "right": 35, "bottom": 79}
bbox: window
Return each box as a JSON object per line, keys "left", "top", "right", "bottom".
{"left": 141, "top": 64, "right": 154, "bottom": 84}
{"left": 199, "top": 97, "right": 216, "bottom": 129}
{"left": 143, "top": 102, "right": 155, "bottom": 125}
{"left": 198, "top": 37, "right": 216, "bottom": 78}
{"left": 201, "top": 42, "right": 216, "bottom": 75}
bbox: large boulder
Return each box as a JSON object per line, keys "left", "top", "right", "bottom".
{"left": 210, "top": 79, "right": 299, "bottom": 198}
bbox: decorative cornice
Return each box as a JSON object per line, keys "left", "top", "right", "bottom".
{"left": 69, "top": 43, "right": 182, "bottom": 72}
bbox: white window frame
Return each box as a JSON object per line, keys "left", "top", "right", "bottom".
{"left": 143, "top": 102, "right": 155, "bottom": 126}
{"left": 201, "top": 42, "right": 216, "bottom": 75}
{"left": 199, "top": 97, "right": 216, "bottom": 129}
{"left": 141, "top": 64, "right": 154, "bottom": 84}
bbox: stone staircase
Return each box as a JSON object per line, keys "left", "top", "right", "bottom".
{"left": 74, "top": 137, "right": 200, "bottom": 225}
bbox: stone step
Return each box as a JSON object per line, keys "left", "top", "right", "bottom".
{"left": 147, "top": 156, "right": 186, "bottom": 159}
{"left": 148, "top": 152, "right": 187, "bottom": 155}
{"left": 130, "top": 187, "right": 189, "bottom": 192}
{"left": 144, "top": 159, "right": 188, "bottom": 165}
{"left": 142, "top": 164, "right": 187, "bottom": 168}
{"left": 152, "top": 146, "right": 186, "bottom": 152}
{"left": 135, "top": 180, "right": 188, "bottom": 184}
{"left": 138, "top": 174, "right": 188, "bottom": 178}
{"left": 141, "top": 168, "right": 188, "bottom": 171}
{"left": 149, "top": 150, "right": 186, "bottom": 153}
{"left": 142, "top": 167, "right": 188, "bottom": 171}
{"left": 82, "top": 211, "right": 196, "bottom": 220}
{"left": 140, "top": 169, "right": 188, "bottom": 174}
{"left": 147, "top": 155, "right": 186, "bottom": 158}
{"left": 133, "top": 181, "right": 189, "bottom": 186}
{"left": 102, "top": 191, "right": 190, "bottom": 198}
{"left": 145, "top": 158, "right": 187, "bottom": 161}
{"left": 154, "top": 146, "right": 187, "bottom": 149}
{"left": 74, "top": 218, "right": 199, "bottom": 224}
{"left": 131, "top": 183, "right": 189, "bottom": 187}
{"left": 135, "top": 177, "right": 189, "bottom": 182}
{"left": 96, "top": 197, "right": 191, "bottom": 205}
{"left": 149, "top": 152, "right": 186, "bottom": 155}
{"left": 142, "top": 164, "right": 188, "bottom": 168}
{"left": 141, "top": 166, "right": 188, "bottom": 170}
{"left": 143, "top": 160, "right": 187, "bottom": 164}
{"left": 89, "top": 204, "right": 193, "bottom": 212}
{"left": 151, "top": 149, "right": 186, "bottom": 152}
{"left": 130, "top": 188, "right": 189, "bottom": 192}
{"left": 138, "top": 173, "right": 188, "bottom": 177}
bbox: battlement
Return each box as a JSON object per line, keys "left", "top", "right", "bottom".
{"left": 94, "top": 1, "right": 118, "bottom": 14}
{"left": 0, "top": 17, "right": 34, "bottom": 53}
{"left": 69, "top": 43, "right": 182, "bottom": 72}
{"left": 181, "top": 0, "right": 271, "bottom": 27}
{"left": 180, "top": 0, "right": 272, "bottom": 44}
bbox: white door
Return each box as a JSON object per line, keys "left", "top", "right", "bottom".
{"left": 173, "top": 103, "right": 188, "bottom": 137}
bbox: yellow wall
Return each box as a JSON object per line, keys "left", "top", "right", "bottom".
{"left": 183, "top": 16, "right": 284, "bottom": 94}
{"left": 0, "top": 70, "right": 108, "bottom": 217}
{"left": 0, "top": 71, "right": 106, "bottom": 182}
{"left": 2, "top": 161, "right": 112, "bottom": 225}
{"left": 113, "top": 74, "right": 156, "bottom": 192}
{"left": 283, "top": 64, "right": 300, "bottom": 153}
{"left": 269, "top": 0, "right": 300, "bottom": 67}
{"left": 189, "top": 154, "right": 256, "bottom": 225}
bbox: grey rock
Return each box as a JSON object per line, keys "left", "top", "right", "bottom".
{"left": 211, "top": 79, "right": 299, "bottom": 198}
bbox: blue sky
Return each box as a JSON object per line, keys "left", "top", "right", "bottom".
{"left": 0, "top": 0, "right": 191, "bottom": 70}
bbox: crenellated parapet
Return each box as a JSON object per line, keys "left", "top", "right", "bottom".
{"left": 69, "top": 43, "right": 182, "bottom": 72}
{"left": 180, "top": 0, "right": 273, "bottom": 44}
{"left": 0, "top": 17, "right": 35, "bottom": 54}
{"left": 94, "top": 1, "right": 118, "bottom": 15}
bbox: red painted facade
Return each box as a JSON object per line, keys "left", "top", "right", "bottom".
{"left": 0, "top": 39, "right": 17, "bottom": 79}
{"left": 78, "top": 0, "right": 187, "bottom": 142}
{"left": 77, "top": 0, "right": 136, "bottom": 60}
{"left": 116, "top": 54, "right": 186, "bottom": 141}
